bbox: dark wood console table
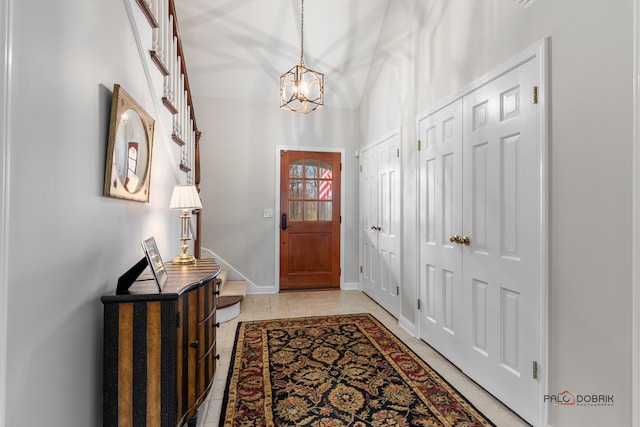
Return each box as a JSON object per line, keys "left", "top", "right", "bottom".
{"left": 101, "top": 259, "right": 221, "bottom": 427}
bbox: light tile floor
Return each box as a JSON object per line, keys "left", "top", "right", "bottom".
{"left": 196, "top": 290, "right": 530, "bottom": 427}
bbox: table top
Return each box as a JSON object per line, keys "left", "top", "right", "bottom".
{"left": 102, "top": 258, "right": 221, "bottom": 303}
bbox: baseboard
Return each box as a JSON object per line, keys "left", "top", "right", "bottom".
{"left": 201, "top": 247, "right": 275, "bottom": 294}
{"left": 399, "top": 315, "right": 416, "bottom": 337}
{"left": 342, "top": 282, "right": 360, "bottom": 291}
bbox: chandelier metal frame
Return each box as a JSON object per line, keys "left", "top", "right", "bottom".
{"left": 280, "top": 0, "right": 324, "bottom": 114}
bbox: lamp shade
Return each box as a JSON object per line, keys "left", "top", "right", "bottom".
{"left": 169, "top": 185, "right": 202, "bottom": 210}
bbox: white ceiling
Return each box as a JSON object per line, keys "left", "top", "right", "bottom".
{"left": 175, "top": 0, "right": 390, "bottom": 109}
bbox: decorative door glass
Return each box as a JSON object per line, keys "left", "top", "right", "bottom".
{"left": 289, "top": 159, "right": 333, "bottom": 221}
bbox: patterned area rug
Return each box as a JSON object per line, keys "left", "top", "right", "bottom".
{"left": 220, "top": 313, "right": 495, "bottom": 426}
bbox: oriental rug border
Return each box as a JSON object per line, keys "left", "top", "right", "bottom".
{"left": 220, "top": 313, "right": 495, "bottom": 426}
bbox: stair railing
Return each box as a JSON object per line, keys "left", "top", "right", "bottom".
{"left": 129, "top": 0, "right": 203, "bottom": 258}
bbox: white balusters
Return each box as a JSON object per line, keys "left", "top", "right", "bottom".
{"left": 151, "top": 0, "right": 163, "bottom": 56}
{"left": 136, "top": 0, "right": 198, "bottom": 181}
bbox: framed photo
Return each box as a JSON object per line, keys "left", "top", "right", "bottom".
{"left": 141, "top": 237, "right": 167, "bottom": 292}
{"left": 104, "top": 84, "right": 155, "bottom": 202}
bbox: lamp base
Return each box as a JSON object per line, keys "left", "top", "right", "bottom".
{"left": 172, "top": 238, "right": 196, "bottom": 265}
{"left": 172, "top": 252, "right": 196, "bottom": 265}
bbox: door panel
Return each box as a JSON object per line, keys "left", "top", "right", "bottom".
{"left": 280, "top": 151, "right": 341, "bottom": 290}
{"left": 418, "top": 100, "right": 464, "bottom": 366}
{"left": 461, "top": 57, "right": 539, "bottom": 423}
{"left": 360, "top": 131, "right": 401, "bottom": 317}
{"left": 361, "top": 148, "right": 378, "bottom": 297}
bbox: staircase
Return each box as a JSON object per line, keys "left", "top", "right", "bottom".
{"left": 216, "top": 267, "right": 247, "bottom": 323}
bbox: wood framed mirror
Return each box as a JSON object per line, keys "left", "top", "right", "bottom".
{"left": 104, "top": 84, "right": 155, "bottom": 202}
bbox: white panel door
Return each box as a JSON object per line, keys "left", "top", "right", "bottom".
{"left": 461, "top": 57, "right": 540, "bottom": 424}
{"left": 360, "top": 131, "right": 401, "bottom": 317}
{"left": 376, "top": 134, "right": 401, "bottom": 315}
{"left": 361, "top": 146, "right": 378, "bottom": 298}
{"left": 417, "top": 53, "right": 543, "bottom": 425}
{"left": 418, "top": 100, "right": 464, "bottom": 366}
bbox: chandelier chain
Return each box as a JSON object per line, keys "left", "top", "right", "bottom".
{"left": 300, "top": 0, "right": 304, "bottom": 66}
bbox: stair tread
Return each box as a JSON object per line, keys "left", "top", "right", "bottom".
{"left": 221, "top": 280, "right": 247, "bottom": 297}
{"left": 217, "top": 295, "right": 243, "bottom": 309}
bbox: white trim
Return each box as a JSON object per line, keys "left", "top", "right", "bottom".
{"left": 0, "top": 0, "right": 10, "bottom": 424}
{"left": 633, "top": 0, "right": 640, "bottom": 423}
{"left": 398, "top": 315, "right": 416, "bottom": 337}
{"left": 538, "top": 36, "right": 551, "bottom": 427}
{"left": 360, "top": 127, "right": 401, "bottom": 153}
{"left": 274, "top": 146, "right": 346, "bottom": 292}
{"left": 415, "top": 40, "right": 544, "bottom": 124}
{"left": 414, "top": 38, "right": 549, "bottom": 426}
{"left": 342, "top": 282, "right": 360, "bottom": 291}
{"left": 201, "top": 247, "right": 275, "bottom": 294}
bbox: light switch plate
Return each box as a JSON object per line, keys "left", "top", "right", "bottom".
{"left": 263, "top": 208, "right": 273, "bottom": 218}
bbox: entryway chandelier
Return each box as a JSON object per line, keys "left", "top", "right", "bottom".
{"left": 280, "top": 0, "right": 324, "bottom": 114}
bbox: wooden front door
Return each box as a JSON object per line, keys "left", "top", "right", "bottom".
{"left": 280, "top": 150, "right": 341, "bottom": 290}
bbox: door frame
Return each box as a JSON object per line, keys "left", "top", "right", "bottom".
{"left": 633, "top": 0, "right": 640, "bottom": 423}
{"left": 0, "top": 0, "right": 11, "bottom": 425}
{"left": 414, "top": 38, "right": 549, "bottom": 425}
{"left": 274, "top": 146, "right": 345, "bottom": 292}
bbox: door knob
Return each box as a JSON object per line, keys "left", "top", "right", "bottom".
{"left": 449, "top": 234, "right": 470, "bottom": 245}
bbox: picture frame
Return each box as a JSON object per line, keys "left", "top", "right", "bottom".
{"left": 141, "top": 237, "right": 167, "bottom": 292}
{"left": 104, "top": 84, "right": 155, "bottom": 202}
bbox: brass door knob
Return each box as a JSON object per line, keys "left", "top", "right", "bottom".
{"left": 449, "top": 234, "right": 470, "bottom": 245}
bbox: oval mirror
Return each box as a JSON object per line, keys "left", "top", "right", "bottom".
{"left": 114, "top": 109, "right": 149, "bottom": 194}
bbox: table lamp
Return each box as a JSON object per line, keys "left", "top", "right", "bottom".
{"left": 169, "top": 184, "right": 202, "bottom": 265}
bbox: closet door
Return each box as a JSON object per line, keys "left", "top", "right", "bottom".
{"left": 417, "top": 53, "right": 543, "bottom": 425}
{"left": 361, "top": 147, "right": 379, "bottom": 298}
{"left": 360, "top": 131, "right": 401, "bottom": 317}
{"left": 461, "top": 57, "right": 540, "bottom": 424}
{"left": 418, "top": 100, "right": 464, "bottom": 366}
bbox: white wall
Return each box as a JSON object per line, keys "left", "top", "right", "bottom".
{"left": 360, "top": 0, "right": 633, "bottom": 426}
{"left": 195, "top": 97, "right": 360, "bottom": 290}
{"left": 4, "top": 0, "right": 181, "bottom": 425}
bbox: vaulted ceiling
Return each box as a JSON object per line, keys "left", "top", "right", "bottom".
{"left": 175, "top": 0, "right": 390, "bottom": 109}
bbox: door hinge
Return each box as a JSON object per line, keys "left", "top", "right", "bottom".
{"left": 280, "top": 149, "right": 285, "bottom": 156}
{"left": 340, "top": 215, "right": 342, "bottom": 223}
{"left": 360, "top": 265, "right": 363, "bottom": 273}
{"left": 533, "top": 361, "right": 538, "bottom": 379}
{"left": 340, "top": 267, "right": 342, "bottom": 276}
{"left": 533, "top": 86, "right": 538, "bottom": 104}
{"left": 176, "top": 312, "right": 181, "bottom": 328}
{"left": 417, "top": 299, "right": 421, "bottom": 310}
{"left": 396, "top": 148, "right": 400, "bottom": 158}
{"left": 418, "top": 139, "right": 421, "bottom": 151}
{"left": 340, "top": 163, "right": 343, "bottom": 171}
{"left": 396, "top": 286, "right": 399, "bottom": 296}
